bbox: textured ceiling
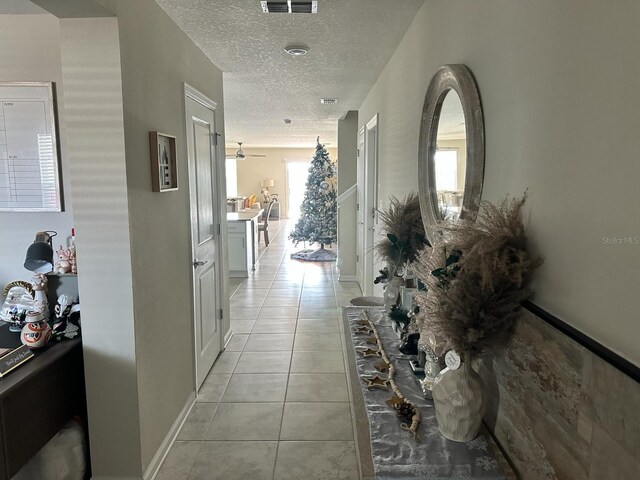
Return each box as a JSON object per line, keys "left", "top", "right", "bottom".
{"left": 155, "top": 0, "right": 424, "bottom": 148}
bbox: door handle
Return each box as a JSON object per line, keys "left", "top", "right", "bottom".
{"left": 193, "top": 259, "right": 209, "bottom": 268}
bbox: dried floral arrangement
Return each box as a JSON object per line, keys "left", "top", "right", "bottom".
{"left": 414, "top": 194, "right": 542, "bottom": 360}
{"left": 375, "top": 192, "right": 429, "bottom": 276}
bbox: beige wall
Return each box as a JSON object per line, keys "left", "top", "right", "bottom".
{"left": 229, "top": 146, "right": 337, "bottom": 220}
{"left": 358, "top": 0, "right": 640, "bottom": 364}
{"left": 96, "top": 0, "right": 227, "bottom": 472}
{"left": 60, "top": 15, "right": 142, "bottom": 478}
{"left": 337, "top": 111, "right": 359, "bottom": 279}
{"left": 337, "top": 111, "right": 358, "bottom": 195}
{"left": 0, "top": 15, "right": 74, "bottom": 286}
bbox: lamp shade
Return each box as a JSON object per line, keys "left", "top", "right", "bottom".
{"left": 261, "top": 178, "right": 275, "bottom": 188}
{"left": 24, "top": 231, "right": 55, "bottom": 273}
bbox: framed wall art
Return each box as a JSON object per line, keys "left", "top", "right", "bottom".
{"left": 0, "top": 82, "right": 63, "bottom": 212}
{"left": 149, "top": 131, "right": 178, "bottom": 192}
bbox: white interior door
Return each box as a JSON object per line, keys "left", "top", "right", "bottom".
{"left": 356, "top": 127, "right": 365, "bottom": 291}
{"left": 185, "top": 85, "right": 222, "bottom": 389}
{"left": 362, "top": 115, "right": 378, "bottom": 296}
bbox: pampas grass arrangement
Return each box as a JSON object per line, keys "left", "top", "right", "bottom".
{"left": 375, "top": 192, "right": 429, "bottom": 276}
{"left": 414, "top": 194, "right": 542, "bottom": 360}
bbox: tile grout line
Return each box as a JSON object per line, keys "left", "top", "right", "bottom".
{"left": 271, "top": 227, "right": 298, "bottom": 480}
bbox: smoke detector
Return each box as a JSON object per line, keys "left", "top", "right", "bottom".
{"left": 261, "top": 1, "right": 318, "bottom": 13}
{"left": 320, "top": 98, "right": 338, "bottom": 105}
{"left": 284, "top": 44, "right": 309, "bottom": 56}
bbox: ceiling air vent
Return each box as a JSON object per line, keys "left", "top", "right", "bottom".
{"left": 261, "top": 1, "right": 318, "bottom": 14}
{"left": 320, "top": 98, "right": 338, "bottom": 105}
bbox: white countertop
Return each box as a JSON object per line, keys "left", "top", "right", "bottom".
{"left": 227, "top": 209, "right": 263, "bottom": 221}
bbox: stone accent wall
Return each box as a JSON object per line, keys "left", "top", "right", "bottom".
{"left": 478, "top": 309, "right": 639, "bottom": 479}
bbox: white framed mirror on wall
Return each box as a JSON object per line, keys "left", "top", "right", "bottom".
{"left": 418, "top": 64, "right": 485, "bottom": 245}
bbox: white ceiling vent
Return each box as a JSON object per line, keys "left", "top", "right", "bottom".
{"left": 320, "top": 98, "right": 338, "bottom": 105}
{"left": 261, "top": 1, "right": 318, "bottom": 14}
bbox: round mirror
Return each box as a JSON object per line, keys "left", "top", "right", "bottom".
{"left": 418, "top": 65, "right": 485, "bottom": 244}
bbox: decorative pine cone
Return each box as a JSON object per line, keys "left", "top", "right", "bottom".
{"left": 394, "top": 401, "right": 415, "bottom": 423}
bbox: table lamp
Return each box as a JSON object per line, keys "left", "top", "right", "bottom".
{"left": 260, "top": 178, "right": 275, "bottom": 203}
{"left": 261, "top": 178, "right": 275, "bottom": 191}
{"left": 24, "top": 231, "right": 56, "bottom": 273}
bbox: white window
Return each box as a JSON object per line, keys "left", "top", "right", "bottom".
{"left": 434, "top": 149, "right": 458, "bottom": 191}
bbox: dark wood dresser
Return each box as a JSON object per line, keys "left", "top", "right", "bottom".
{"left": 0, "top": 327, "right": 85, "bottom": 479}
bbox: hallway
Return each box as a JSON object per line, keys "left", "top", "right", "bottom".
{"left": 156, "top": 220, "right": 363, "bottom": 479}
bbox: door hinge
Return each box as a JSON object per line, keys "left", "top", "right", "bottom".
{"left": 217, "top": 223, "right": 221, "bottom": 235}
{"left": 219, "top": 308, "right": 224, "bottom": 319}
{"left": 356, "top": 254, "right": 360, "bottom": 262}
{"left": 357, "top": 148, "right": 360, "bottom": 157}
{"left": 212, "top": 132, "right": 220, "bottom": 146}
{"left": 356, "top": 203, "right": 359, "bottom": 211}
{"left": 371, "top": 207, "right": 376, "bottom": 218}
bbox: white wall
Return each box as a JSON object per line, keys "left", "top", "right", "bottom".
{"left": 0, "top": 15, "right": 74, "bottom": 286}
{"left": 231, "top": 146, "right": 337, "bottom": 220}
{"left": 359, "top": 0, "right": 640, "bottom": 365}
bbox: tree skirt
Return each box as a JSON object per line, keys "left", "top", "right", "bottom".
{"left": 350, "top": 296, "right": 384, "bottom": 307}
{"left": 290, "top": 248, "right": 337, "bottom": 262}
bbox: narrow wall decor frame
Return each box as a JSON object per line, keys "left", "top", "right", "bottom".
{"left": 149, "top": 131, "right": 178, "bottom": 192}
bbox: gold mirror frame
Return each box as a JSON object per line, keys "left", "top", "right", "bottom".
{"left": 418, "top": 64, "right": 485, "bottom": 244}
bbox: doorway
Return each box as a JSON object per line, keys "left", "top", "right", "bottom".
{"left": 184, "top": 84, "right": 223, "bottom": 389}
{"left": 356, "top": 115, "right": 378, "bottom": 296}
{"left": 286, "top": 160, "right": 310, "bottom": 221}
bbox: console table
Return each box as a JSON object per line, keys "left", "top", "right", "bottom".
{"left": 0, "top": 328, "right": 85, "bottom": 479}
{"left": 342, "top": 306, "right": 514, "bottom": 479}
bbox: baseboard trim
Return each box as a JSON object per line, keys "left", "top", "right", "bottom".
{"left": 143, "top": 392, "right": 196, "bottom": 480}
{"left": 338, "top": 274, "right": 357, "bottom": 282}
{"left": 223, "top": 328, "right": 233, "bottom": 348}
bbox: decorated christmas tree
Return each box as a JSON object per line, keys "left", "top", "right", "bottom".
{"left": 289, "top": 138, "right": 337, "bottom": 261}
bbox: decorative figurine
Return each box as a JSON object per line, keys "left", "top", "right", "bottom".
{"left": 20, "top": 310, "right": 52, "bottom": 348}
{"left": 55, "top": 246, "right": 72, "bottom": 274}
{"left": 52, "top": 293, "right": 74, "bottom": 334}
{"left": 31, "top": 273, "right": 49, "bottom": 322}
{"left": 52, "top": 295, "right": 80, "bottom": 341}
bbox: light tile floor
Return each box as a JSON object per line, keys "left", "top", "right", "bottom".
{"left": 156, "top": 220, "right": 363, "bottom": 480}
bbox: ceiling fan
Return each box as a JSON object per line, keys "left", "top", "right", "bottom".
{"left": 232, "top": 142, "right": 266, "bottom": 161}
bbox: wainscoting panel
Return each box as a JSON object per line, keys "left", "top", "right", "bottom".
{"left": 479, "top": 309, "right": 639, "bottom": 479}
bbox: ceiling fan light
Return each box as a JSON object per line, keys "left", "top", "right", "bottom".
{"left": 284, "top": 44, "right": 309, "bottom": 56}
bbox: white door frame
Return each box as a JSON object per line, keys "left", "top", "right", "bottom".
{"left": 356, "top": 127, "right": 365, "bottom": 291}
{"left": 359, "top": 114, "right": 379, "bottom": 296}
{"left": 183, "top": 83, "right": 227, "bottom": 389}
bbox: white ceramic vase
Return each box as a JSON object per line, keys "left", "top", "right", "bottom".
{"left": 432, "top": 359, "right": 483, "bottom": 442}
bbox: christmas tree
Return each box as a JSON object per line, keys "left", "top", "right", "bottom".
{"left": 289, "top": 138, "right": 337, "bottom": 260}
